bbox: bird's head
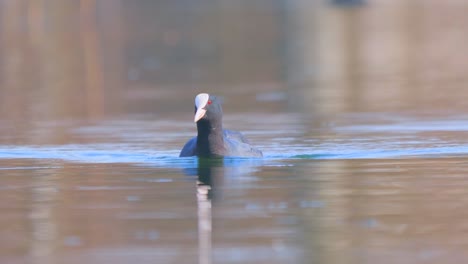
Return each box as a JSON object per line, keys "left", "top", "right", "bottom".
{"left": 194, "top": 93, "right": 223, "bottom": 123}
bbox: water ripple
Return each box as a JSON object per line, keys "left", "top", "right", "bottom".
{"left": 1, "top": 142, "right": 468, "bottom": 166}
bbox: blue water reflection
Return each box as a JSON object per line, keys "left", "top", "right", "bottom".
{"left": 3, "top": 114, "right": 468, "bottom": 165}
{"left": 2, "top": 113, "right": 468, "bottom": 264}
{"left": 1, "top": 141, "right": 468, "bottom": 165}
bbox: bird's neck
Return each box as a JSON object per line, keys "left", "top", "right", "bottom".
{"left": 196, "top": 119, "right": 225, "bottom": 157}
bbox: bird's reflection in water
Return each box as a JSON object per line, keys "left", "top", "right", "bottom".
{"left": 194, "top": 157, "right": 263, "bottom": 264}
{"left": 196, "top": 158, "right": 223, "bottom": 264}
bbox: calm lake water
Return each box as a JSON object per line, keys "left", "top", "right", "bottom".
{"left": 2, "top": 108, "right": 468, "bottom": 264}
{"left": 2, "top": 0, "right": 468, "bottom": 263}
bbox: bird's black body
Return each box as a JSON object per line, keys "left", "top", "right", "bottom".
{"left": 179, "top": 94, "right": 262, "bottom": 158}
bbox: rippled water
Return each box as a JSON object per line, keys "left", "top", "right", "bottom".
{"left": 1, "top": 112, "right": 468, "bottom": 264}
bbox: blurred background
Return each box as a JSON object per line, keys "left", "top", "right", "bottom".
{"left": 2, "top": 1, "right": 468, "bottom": 264}
{"left": 2, "top": 0, "right": 468, "bottom": 121}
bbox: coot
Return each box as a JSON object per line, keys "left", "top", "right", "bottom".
{"left": 179, "top": 93, "right": 263, "bottom": 158}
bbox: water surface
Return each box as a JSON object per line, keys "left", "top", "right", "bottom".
{"left": 1, "top": 112, "right": 468, "bottom": 264}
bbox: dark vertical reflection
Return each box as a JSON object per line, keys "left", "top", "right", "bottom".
{"left": 80, "top": 0, "right": 105, "bottom": 118}
{"left": 0, "top": 1, "right": 124, "bottom": 124}
{"left": 0, "top": 1, "right": 35, "bottom": 123}
{"left": 403, "top": 0, "right": 424, "bottom": 108}
{"left": 97, "top": 0, "right": 125, "bottom": 114}
{"left": 196, "top": 158, "right": 223, "bottom": 264}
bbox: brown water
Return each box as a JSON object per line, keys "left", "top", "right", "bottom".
{"left": 2, "top": 1, "right": 468, "bottom": 263}
{"left": 2, "top": 109, "right": 468, "bottom": 264}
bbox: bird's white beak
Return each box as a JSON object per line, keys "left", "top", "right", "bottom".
{"left": 194, "top": 108, "right": 206, "bottom": 122}
{"left": 194, "top": 93, "right": 210, "bottom": 122}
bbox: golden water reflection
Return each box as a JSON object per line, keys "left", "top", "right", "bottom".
{"left": 302, "top": 158, "right": 468, "bottom": 264}
{"left": 1, "top": 1, "right": 468, "bottom": 263}
{"left": 1, "top": 128, "right": 468, "bottom": 263}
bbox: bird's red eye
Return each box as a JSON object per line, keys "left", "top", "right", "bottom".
{"left": 207, "top": 100, "right": 212, "bottom": 105}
